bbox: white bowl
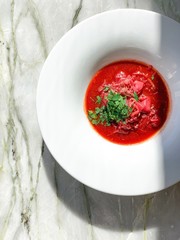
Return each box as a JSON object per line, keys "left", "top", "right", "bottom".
{"left": 37, "top": 9, "right": 180, "bottom": 195}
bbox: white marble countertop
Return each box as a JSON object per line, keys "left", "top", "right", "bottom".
{"left": 0, "top": 0, "right": 180, "bottom": 239}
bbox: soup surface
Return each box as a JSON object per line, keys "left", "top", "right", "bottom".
{"left": 85, "top": 60, "right": 170, "bottom": 144}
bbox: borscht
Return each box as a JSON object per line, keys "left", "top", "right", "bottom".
{"left": 85, "top": 60, "right": 170, "bottom": 145}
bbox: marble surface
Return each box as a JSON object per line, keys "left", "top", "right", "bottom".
{"left": 0, "top": 0, "right": 180, "bottom": 239}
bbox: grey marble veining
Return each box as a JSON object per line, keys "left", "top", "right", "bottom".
{"left": 0, "top": 0, "right": 180, "bottom": 239}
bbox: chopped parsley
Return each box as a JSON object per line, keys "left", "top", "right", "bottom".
{"left": 88, "top": 90, "right": 132, "bottom": 126}
{"left": 103, "top": 86, "right": 110, "bottom": 92}
{"left": 96, "top": 96, "right": 102, "bottom": 104}
{"left": 134, "top": 92, "right": 139, "bottom": 101}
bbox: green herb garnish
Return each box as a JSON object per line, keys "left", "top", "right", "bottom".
{"left": 88, "top": 110, "right": 97, "bottom": 120}
{"left": 96, "top": 96, "right": 102, "bottom": 104}
{"left": 134, "top": 92, "right": 139, "bottom": 101}
{"left": 104, "top": 86, "right": 110, "bottom": 92}
{"left": 88, "top": 90, "right": 131, "bottom": 126}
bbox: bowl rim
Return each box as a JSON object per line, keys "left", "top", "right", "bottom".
{"left": 36, "top": 8, "right": 180, "bottom": 196}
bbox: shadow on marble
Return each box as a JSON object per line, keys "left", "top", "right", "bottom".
{"left": 43, "top": 143, "right": 180, "bottom": 236}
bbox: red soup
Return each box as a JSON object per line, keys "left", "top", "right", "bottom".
{"left": 84, "top": 60, "right": 170, "bottom": 145}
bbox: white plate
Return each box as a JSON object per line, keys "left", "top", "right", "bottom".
{"left": 37, "top": 9, "right": 180, "bottom": 195}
